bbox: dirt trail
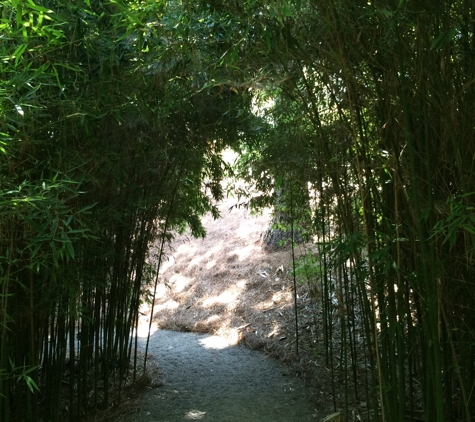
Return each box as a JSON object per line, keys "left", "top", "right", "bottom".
{"left": 120, "top": 193, "right": 327, "bottom": 421}
{"left": 124, "top": 330, "right": 317, "bottom": 421}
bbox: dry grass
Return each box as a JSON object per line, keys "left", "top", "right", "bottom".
{"left": 148, "top": 198, "right": 298, "bottom": 347}
{"left": 138, "top": 196, "right": 335, "bottom": 418}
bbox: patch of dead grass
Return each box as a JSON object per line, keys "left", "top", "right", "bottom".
{"left": 148, "top": 199, "right": 292, "bottom": 342}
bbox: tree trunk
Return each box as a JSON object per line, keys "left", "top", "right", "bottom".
{"left": 263, "top": 187, "right": 306, "bottom": 248}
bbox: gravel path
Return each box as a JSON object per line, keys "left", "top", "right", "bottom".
{"left": 124, "top": 330, "right": 317, "bottom": 421}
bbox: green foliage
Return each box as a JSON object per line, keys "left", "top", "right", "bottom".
{"left": 2, "top": 0, "right": 475, "bottom": 420}
{"left": 9, "top": 360, "right": 40, "bottom": 394}
{"left": 1, "top": 0, "right": 255, "bottom": 420}
{"left": 221, "top": 0, "right": 475, "bottom": 420}
{"left": 432, "top": 194, "right": 475, "bottom": 249}
{"left": 294, "top": 251, "right": 322, "bottom": 284}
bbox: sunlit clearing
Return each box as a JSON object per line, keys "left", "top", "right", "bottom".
{"left": 135, "top": 322, "right": 158, "bottom": 338}
{"left": 184, "top": 409, "right": 206, "bottom": 419}
{"left": 199, "top": 335, "right": 231, "bottom": 350}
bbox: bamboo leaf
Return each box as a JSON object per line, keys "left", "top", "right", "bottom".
{"left": 77, "top": 202, "right": 98, "bottom": 214}
{"left": 431, "top": 27, "right": 457, "bottom": 50}
{"left": 26, "top": 0, "right": 53, "bottom": 14}
{"left": 65, "top": 239, "right": 75, "bottom": 261}
{"left": 11, "top": 43, "right": 26, "bottom": 61}
{"left": 280, "top": 1, "right": 293, "bottom": 17}
{"left": 22, "top": 215, "right": 42, "bottom": 232}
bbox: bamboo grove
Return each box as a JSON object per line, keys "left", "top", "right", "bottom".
{"left": 0, "top": 1, "right": 254, "bottom": 420}
{"left": 232, "top": 0, "right": 475, "bottom": 420}
{"left": 1, "top": 0, "right": 475, "bottom": 421}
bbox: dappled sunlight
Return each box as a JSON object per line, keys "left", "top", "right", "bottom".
{"left": 175, "top": 240, "right": 196, "bottom": 255}
{"left": 147, "top": 195, "right": 311, "bottom": 366}
{"left": 235, "top": 210, "right": 272, "bottom": 239}
{"left": 202, "top": 286, "right": 242, "bottom": 308}
{"left": 230, "top": 244, "right": 255, "bottom": 261}
{"left": 199, "top": 335, "right": 232, "bottom": 350}
{"left": 184, "top": 409, "right": 206, "bottom": 419}
{"left": 271, "top": 288, "right": 293, "bottom": 306}
{"left": 167, "top": 273, "right": 194, "bottom": 293}
{"left": 135, "top": 321, "right": 158, "bottom": 338}
{"left": 202, "top": 314, "right": 221, "bottom": 325}
{"left": 252, "top": 299, "right": 276, "bottom": 311}
{"left": 216, "top": 327, "right": 240, "bottom": 345}
{"left": 205, "top": 243, "right": 223, "bottom": 257}
{"left": 205, "top": 259, "right": 216, "bottom": 270}
{"left": 236, "top": 279, "right": 247, "bottom": 288}
{"left": 154, "top": 299, "right": 180, "bottom": 312}
{"left": 187, "top": 256, "right": 205, "bottom": 269}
